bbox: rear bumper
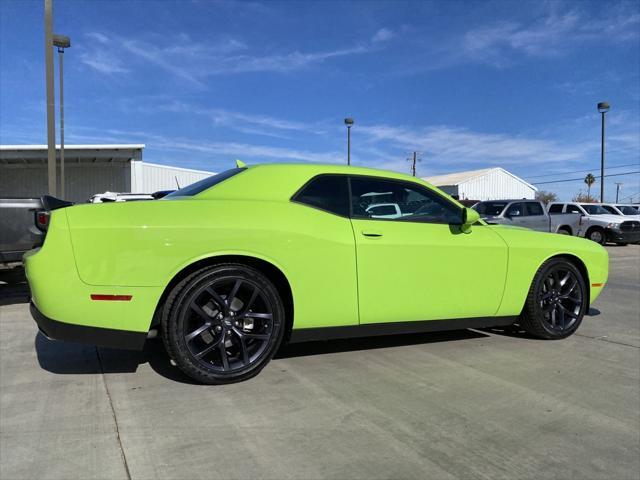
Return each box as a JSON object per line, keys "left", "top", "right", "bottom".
{"left": 606, "top": 228, "right": 640, "bottom": 244}
{"left": 30, "top": 301, "right": 146, "bottom": 350}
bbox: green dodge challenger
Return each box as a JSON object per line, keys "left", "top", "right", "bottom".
{"left": 25, "top": 163, "right": 609, "bottom": 384}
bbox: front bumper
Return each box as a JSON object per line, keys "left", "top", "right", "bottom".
{"left": 605, "top": 228, "right": 640, "bottom": 244}
{"left": 30, "top": 301, "right": 146, "bottom": 350}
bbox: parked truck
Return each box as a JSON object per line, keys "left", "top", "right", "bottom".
{"left": 473, "top": 199, "right": 581, "bottom": 235}
{"left": 548, "top": 202, "right": 640, "bottom": 245}
{"left": 0, "top": 198, "right": 45, "bottom": 267}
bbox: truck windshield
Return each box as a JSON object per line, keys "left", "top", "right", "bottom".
{"left": 580, "top": 204, "right": 610, "bottom": 215}
{"left": 473, "top": 202, "right": 507, "bottom": 216}
{"left": 165, "top": 168, "right": 246, "bottom": 198}
{"left": 618, "top": 206, "right": 639, "bottom": 215}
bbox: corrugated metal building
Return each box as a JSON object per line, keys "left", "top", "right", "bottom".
{"left": 0, "top": 145, "right": 214, "bottom": 202}
{"left": 423, "top": 167, "right": 537, "bottom": 201}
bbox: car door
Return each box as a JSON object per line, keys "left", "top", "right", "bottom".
{"left": 523, "top": 202, "right": 548, "bottom": 231}
{"left": 349, "top": 176, "right": 509, "bottom": 324}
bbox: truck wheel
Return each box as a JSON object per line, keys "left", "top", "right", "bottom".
{"left": 161, "top": 264, "right": 285, "bottom": 384}
{"left": 519, "top": 258, "right": 587, "bottom": 339}
{"left": 557, "top": 228, "right": 571, "bottom": 235}
{"left": 586, "top": 227, "right": 606, "bottom": 245}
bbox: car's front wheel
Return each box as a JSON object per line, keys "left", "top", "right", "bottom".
{"left": 519, "top": 258, "right": 587, "bottom": 339}
{"left": 161, "top": 264, "right": 285, "bottom": 384}
{"left": 586, "top": 227, "right": 606, "bottom": 245}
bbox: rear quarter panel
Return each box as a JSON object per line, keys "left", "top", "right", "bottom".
{"left": 65, "top": 199, "right": 359, "bottom": 329}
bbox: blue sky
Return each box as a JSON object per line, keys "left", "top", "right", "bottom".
{"left": 1, "top": 0, "right": 638, "bottom": 201}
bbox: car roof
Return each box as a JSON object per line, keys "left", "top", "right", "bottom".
{"left": 197, "top": 162, "right": 462, "bottom": 205}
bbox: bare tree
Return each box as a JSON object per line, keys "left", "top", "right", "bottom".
{"left": 535, "top": 190, "right": 558, "bottom": 204}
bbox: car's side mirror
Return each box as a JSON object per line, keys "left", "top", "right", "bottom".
{"left": 461, "top": 208, "right": 479, "bottom": 233}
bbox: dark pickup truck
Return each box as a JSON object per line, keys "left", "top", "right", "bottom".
{"left": 0, "top": 198, "right": 45, "bottom": 266}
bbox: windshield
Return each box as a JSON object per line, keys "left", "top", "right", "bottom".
{"left": 618, "top": 206, "right": 639, "bottom": 215}
{"left": 580, "top": 204, "right": 610, "bottom": 215}
{"left": 165, "top": 168, "right": 246, "bottom": 198}
{"left": 473, "top": 202, "right": 507, "bottom": 216}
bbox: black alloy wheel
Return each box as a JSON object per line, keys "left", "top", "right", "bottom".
{"left": 162, "top": 264, "right": 285, "bottom": 384}
{"left": 519, "top": 259, "right": 587, "bottom": 339}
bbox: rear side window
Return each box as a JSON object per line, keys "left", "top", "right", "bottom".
{"left": 525, "top": 202, "right": 544, "bottom": 216}
{"left": 548, "top": 204, "right": 563, "bottom": 214}
{"left": 165, "top": 168, "right": 246, "bottom": 198}
{"left": 293, "top": 175, "right": 349, "bottom": 217}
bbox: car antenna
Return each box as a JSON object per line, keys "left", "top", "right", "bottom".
{"left": 175, "top": 176, "right": 181, "bottom": 189}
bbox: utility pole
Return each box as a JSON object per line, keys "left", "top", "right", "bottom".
{"left": 407, "top": 151, "right": 421, "bottom": 177}
{"left": 45, "top": 0, "right": 57, "bottom": 196}
{"left": 615, "top": 183, "right": 622, "bottom": 203}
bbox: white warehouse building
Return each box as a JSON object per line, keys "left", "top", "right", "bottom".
{"left": 423, "top": 167, "right": 537, "bottom": 201}
{"left": 0, "top": 145, "right": 215, "bottom": 202}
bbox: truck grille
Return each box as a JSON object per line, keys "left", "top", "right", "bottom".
{"left": 620, "top": 221, "right": 640, "bottom": 232}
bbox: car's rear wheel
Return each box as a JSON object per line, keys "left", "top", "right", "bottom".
{"left": 519, "top": 258, "right": 587, "bottom": 339}
{"left": 161, "top": 264, "right": 285, "bottom": 384}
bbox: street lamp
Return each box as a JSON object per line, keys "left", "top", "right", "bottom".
{"left": 344, "top": 117, "right": 354, "bottom": 165}
{"left": 53, "top": 34, "right": 70, "bottom": 198}
{"left": 597, "top": 101, "right": 610, "bottom": 202}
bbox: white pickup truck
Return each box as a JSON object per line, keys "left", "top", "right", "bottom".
{"left": 472, "top": 200, "right": 580, "bottom": 235}
{"left": 548, "top": 202, "right": 640, "bottom": 245}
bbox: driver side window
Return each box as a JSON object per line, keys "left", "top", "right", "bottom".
{"left": 506, "top": 203, "right": 524, "bottom": 217}
{"left": 350, "top": 176, "right": 461, "bottom": 224}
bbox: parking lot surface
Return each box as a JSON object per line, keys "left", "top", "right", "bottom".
{"left": 1, "top": 245, "right": 639, "bottom": 480}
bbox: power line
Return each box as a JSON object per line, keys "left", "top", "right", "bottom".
{"left": 527, "top": 163, "right": 639, "bottom": 179}
{"left": 619, "top": 191, "right": 640, "bottom": 202}
{"left": 533, "top": 171, "right": 640, "bottom": 185}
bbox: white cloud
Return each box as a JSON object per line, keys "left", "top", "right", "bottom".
{"left": 459, "top": 9, "right": 640, "bottom": 67}
{"left": 372, "top": 28, "right": 394, "bottom": 43}
{"left": 357, "top": 123, "right": 594, "bottom": 174}
{"left": 79, "top": 27, "right": 393, "bottom": 82}
{"left": 79, "top": 49, "right": 128, "bottom": 74}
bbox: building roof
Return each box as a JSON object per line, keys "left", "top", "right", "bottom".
{"left": 423, "top": 167, "right": 536, "bottom": 191}
{"left": 0, "top": 144, "right": 145, "bottom": 151}
{"left": 0, "top": 144, "right": 145, "bottom": 164}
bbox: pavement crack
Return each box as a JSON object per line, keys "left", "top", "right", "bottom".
{"left": 96, "top": 347, "right": 133, "bottom": 480}
{"left": 575, "top": 333, "right": 639, "bottom": 349}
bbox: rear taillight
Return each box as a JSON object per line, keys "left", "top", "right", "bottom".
{"left": 35, "top": 210, "right": 50, "bottom": 231}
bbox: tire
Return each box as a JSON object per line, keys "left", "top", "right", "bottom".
{"left": 586, "top": 227, "right": 606, "bottom": 245}
{"left": 519, "top": 258, "right": 587, "bottom": 340}
{"left": 557, "top": 228, "right": 571, "bottom": 235}
{"left": 161, "top": 263, "right": 286, "bottom": 384}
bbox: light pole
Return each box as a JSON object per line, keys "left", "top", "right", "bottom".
{"left": 53, "top": 34, "right": 70, "bottom": 198}
{"left": 598, "top": 101, "right": 610, "bottom": 202}
{"left": 44, "top": 0, "right": 56, "bottom": 196}
{"left": 615, "top": 182, "right": 622, "bottom": 203}
{"left": 344, "top": 117, "right": 354, "bottom": 165}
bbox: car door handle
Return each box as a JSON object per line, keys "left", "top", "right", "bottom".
{"left": 361, "top": 231, "right": 383, "bottom": 238}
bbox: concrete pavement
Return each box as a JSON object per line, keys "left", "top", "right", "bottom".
{"left": 1, "top": 246, "right": 639, "bottom": 479}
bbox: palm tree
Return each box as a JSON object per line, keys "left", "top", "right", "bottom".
{"left": 584, "top": 173, "right": 596, "bottom": 198}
